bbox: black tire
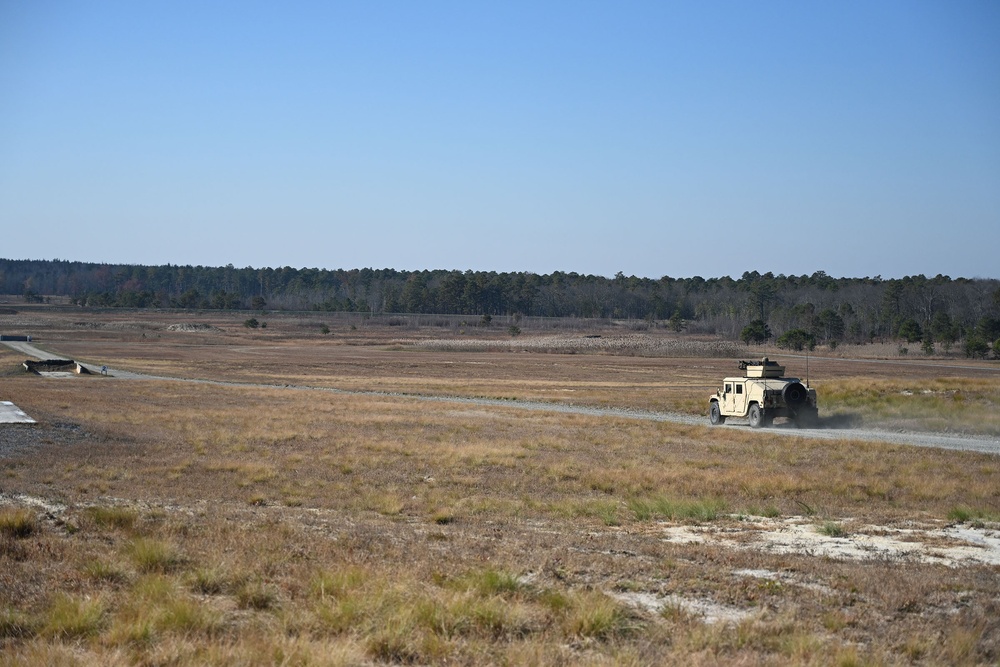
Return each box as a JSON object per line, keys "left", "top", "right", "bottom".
{"left": 748, "top": 403, "right": 763, "bottom": 428}
{"left": 709, "top": 402, "right": 726, "bottom": 425}
{"left": 782, "top": 382, "right": 808, "bottom": 406}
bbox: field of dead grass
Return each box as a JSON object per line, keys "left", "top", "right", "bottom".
{"left": 34, "top": 329, "right": 1000, "bottom": 435}
{"left": 2, "top": 306, "right": 1000, "bottom": 664}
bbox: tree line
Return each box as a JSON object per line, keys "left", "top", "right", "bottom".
{"left": 2, "top": 259, "right": 998, "bottom": 355}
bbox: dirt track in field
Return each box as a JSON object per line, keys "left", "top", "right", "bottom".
{"left": 6, "top": 340, "right": 999, "bottom": 455}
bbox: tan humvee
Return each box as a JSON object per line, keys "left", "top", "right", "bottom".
{"left": 709, "top": 357, "right": 818, "bottom": 428}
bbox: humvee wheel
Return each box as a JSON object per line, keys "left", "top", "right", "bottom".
{"left": 748, "top": 403, "right": 763, "bottom": 428}
{"left": 709, "top": 402, "right": 726, "bottom": 425}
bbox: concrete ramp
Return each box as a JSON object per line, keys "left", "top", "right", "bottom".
{"left": 0, "top": 401, "right": 35, "bottom": 423}
{"left": 23, "top": 359, "right": 92, "bottom": 375}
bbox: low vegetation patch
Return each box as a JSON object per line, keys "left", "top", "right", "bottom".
{"left": 629, "top": 496, "right": 727, "bottom": 522}
{"left": 818, "top": 377, "right": 1000, "bottom": 436}
{"left": 416, "top": 334, "right": 746, "bottom": 358}
{"left": 0, "top": 507, "right": 37, "bottom": 538}
{"left": 83, "top": 505, "right": 138, "bottom": 531}
{"left": 2, "top": 321, "right": 999, "bottom": 664}
{"left": 817, "top": 521, "right": 847, "bottom": 538}
{"left": 125, "top": 537, "right": 184, "bottom": 573}
{"left": 947, "top": 505, "right": 1000, "bottom": 524}
{"left": 40, "top": 593, "right": 107, "bottom": 640}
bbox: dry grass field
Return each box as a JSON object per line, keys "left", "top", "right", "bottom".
{"left": 2, "top": 305, "right": 999, "bottom": 665}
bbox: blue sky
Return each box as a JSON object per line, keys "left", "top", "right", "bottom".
{"left": 2, "top": 1, "right": 998, "bottom": 279}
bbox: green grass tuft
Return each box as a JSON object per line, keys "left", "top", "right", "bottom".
{"left": 629, "top": 496, "right": 726, "bottom": 522}
{"left": 311, "top": 567, "right": 368, "bottom": 601}
{"left": 157, "top": 597, "right": 222, "bottom": 635}
{"left": 236, "top": 582, "right": 279, "bottom": 610}
{"left": 84, "top": 505, "right": 138, "bottom": 531}
{"left": 41, "top": 594, "right": 106, "bottom": 639}
{"left": 431, "top": 509, "right": 456, "bottom": 524}
{"left": 450, "top": 568, "right": 522, "bottom": 597}
{"left": 125, "top": 537, "right": 184, "bottom": 573}
{"left": 190, "top": 567, "right": 228, "bottom": 595}
{"left": 818, "top": 521, "right": 847, "bottom": 538}
{"left": 948, "top": 505, "right": 1000, "bottom": 523}
{"left": 0, "top": 508, "right": 37, "bottom": 539}
{"left": 83, "top": 559, "right": 129, "bottom": 584}
{"left": 0, "top": 609, "right": 38, "bottom": 639}
{"left": 564, "top": 590, "right": 632, "bottom": 640}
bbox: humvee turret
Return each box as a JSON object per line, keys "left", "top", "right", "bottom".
{"left": 709, "top": 357, "right": 817, "bottom": 428}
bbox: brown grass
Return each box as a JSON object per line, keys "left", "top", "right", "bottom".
{"left": 1, "top": 306, "right": 999, "bottom": 664}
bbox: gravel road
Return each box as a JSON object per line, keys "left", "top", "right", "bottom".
{"left": 5, "top": 341, "right": 999, "bottom": 455}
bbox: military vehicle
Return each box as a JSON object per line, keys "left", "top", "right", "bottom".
{"left": 709, "top": 357, "right": 817, "bottom": 428}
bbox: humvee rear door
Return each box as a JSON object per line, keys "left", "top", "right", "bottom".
{"left": 731, "top": 382, "right": 747, "bottom": 415}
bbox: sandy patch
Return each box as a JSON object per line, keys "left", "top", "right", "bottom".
{"left": 661, "top": 516, "right": 1000, "bottom": 567}
{"left": 611, "top": 590, "right": 759, "bottom": 625}
{"left": 0, "top": 493, "right": 67, "bottom": 515}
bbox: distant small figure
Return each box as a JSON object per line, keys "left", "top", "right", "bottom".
{"left": 101, "top": 365, "right": 108, "bottom": 376}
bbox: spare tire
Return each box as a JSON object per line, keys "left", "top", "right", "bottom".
{"left": 783, "top": 382, "right": 807, "bottom": 406}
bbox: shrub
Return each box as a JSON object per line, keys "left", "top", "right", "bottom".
{"left": 244, "top": 317, "right": 260, "bottom": 329}
{"left": 930, "top": 312, "right": 958, "bottom": 344}
{"left": 897, "top": 318, "right": 923, "bottom": 343}
{"left": 963, "top": 336, "right": 989, "bottom": 359}
{"left": 740, "top": 320, "right": 772, "bottom": 345}
{"left": 668, "top": 309, "right": 685, "bottom": 332}
{"left": 976, "top": 316, "right": 1000, "bottom": 341}
{"left": 776, "top": 329, "right": 815, "bottom": 351}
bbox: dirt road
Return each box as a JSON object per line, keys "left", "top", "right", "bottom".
{"left": 6, "top": 340, "right": 999, "bottom": 455}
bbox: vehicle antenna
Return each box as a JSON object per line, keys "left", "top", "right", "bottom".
{"left": 806, "top": 348, "right": 810, "bottom": 386}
